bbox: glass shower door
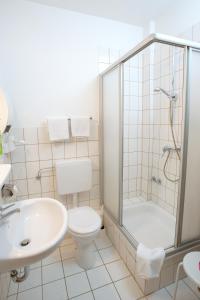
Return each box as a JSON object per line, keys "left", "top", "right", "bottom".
{"left": 121, "top": 43, "right": 185, "bottom": 250}
{"left": 101, "top": 65, "right": 122, "bottom": 221}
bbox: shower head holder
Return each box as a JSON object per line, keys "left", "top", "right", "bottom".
{"left": 154, "top": 87, "right": 177, "bottom": 102}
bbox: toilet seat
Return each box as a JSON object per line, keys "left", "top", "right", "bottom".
{"left": 68, "top": 206, "right": 101, "bottom": 235}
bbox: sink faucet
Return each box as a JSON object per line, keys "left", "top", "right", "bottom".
{"left": 0, "top": 203, "right": 20, "bottom": 220}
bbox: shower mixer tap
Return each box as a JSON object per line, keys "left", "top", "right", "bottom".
{"left": 162, "top": 145, "right": 172, "bottom": 158}
{"left": 161, "top": 145, "right": 181, "bottom": 158}
{"left": 152, "top": 176, "right": 162, "bottom": 185}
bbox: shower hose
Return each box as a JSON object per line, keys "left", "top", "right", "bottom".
{"left": 163, "top": 101, "right": 180, "bottom": 183}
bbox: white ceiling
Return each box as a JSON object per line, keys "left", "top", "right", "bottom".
{"left": 28, "top": 0, "right": 174, "bottom": 26}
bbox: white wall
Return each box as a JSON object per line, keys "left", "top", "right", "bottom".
{"left": 154, "top": 0, "right": 200, "bottom": 36}
{"left": 0, "top": 0, "right": 143, "bottom": 128}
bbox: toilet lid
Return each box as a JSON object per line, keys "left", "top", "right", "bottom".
{"left": 68, "top": 206, "right": 101, "bottom": 234}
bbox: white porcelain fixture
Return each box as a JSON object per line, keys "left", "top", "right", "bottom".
{"left": 55, "top": 159, "right": 101, "bottom": 269}
{"left": 0, "top": 197, "right": 68, "bottom": 272}
{"left": 123, "top": 199, "right": 175, "bottom": 249}
{"left": 0, "top": 164, "right": 11, "bottom": 191}
{"left": 68, "top": 206, "right": 101, "bottom": 269}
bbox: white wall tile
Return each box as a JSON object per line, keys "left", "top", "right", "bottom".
{"left": 65, "top": 142, "right": 76, "bottom": 158}
{"left": 38, "top": 127, "right": 49, "bottom": 144}
{"left": 9, "top": 126, "right": 100, "bottom": 210}
{"left": 27, "top": 178, "right": 41, "bottom": 195}
{"left": 41, "top": 176, "right": 54, "bottom": 193}
{"left": 14, "top": 179, "right": 28, "bottom": 197}
{"left": 89, "top": 141, "right": 99, "bottom": 156}
{"left": 90, "top": 199, "right": 100, "bottom": 209}
{"left": 26, "top": 161, "right": 40, "bottom": 178}
{"left": 52, "top": 143, "right": 64, "bottom": 160}
{"left": 90, "top": 156, "right": 99, "bottom": 170}
{"left": 126, "top": 252, "right": 136, "bottom": 275}
{"left": 77, "top": 142, "right": 88, "bottom": 157}
{"left": 92, "top": 171, "right": 99, "bottom": 185}
{"left": 78, "top": 191, "right": 90, "bottom": 202}
{"left": 89, "top": 120, "right": 99, "bottom": 141}
{"left": 39, "top": 160, "right": 53, "bottom": 172}
{"left": 90, "top": 185, "right": 100, "bottom": 200}
{"left": 25, "top": 145, "right": 39, "bottom": 162}
{"left": 11, "top": 146, "right": 25, "bottom": 163}
{"left": 39, "top": 144, "right": 52, "bottom": 160}
{"left": 12, "top": 163, "right": 26, "bottom": 180}
{"left": 42, "top": 192, "right": 55, "bottom": 198}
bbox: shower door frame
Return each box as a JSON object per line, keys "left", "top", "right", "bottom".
{"left": 100, "top": 33, "right": 200, "bottom": 255}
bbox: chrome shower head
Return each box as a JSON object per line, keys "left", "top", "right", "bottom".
{"left": 154, "top": 87, "right": 177, "bottom": 101}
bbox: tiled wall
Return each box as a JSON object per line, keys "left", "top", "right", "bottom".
{"left": 123, "top": 53, "right": 143, "bottom": 201}
{"left": 3, "top": 125, "right": 100, "bottom": 210}
{"left": 2, "top": 46, "right": 125, "bottom": 208}
{"left": 140, "top": 45, "right": 154, "bottom": 201}
{"left": 99, "top": 42, "right": 185, "bottom": 216}
{"left": 122, "top": 42, "right": 185, "bottom": 216}
{"left": 1, "top": 46, "right": 125, "bottom": 208}
{"left": 150, "top": 43, "right": 184, "bottom": 216}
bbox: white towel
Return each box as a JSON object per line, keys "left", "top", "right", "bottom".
{"left": 71, "top": 116, "right": 90, "bottom": 137}
{"left": 47, "top": 117, "right": 69, "bottom": 142}
{"left": 136, "top": 243, "right": 165, "bottom": 279}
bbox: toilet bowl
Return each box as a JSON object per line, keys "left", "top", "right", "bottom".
{"left": 55, "top": 159, "right": 101, "bottom": 269}
{"left": 68, "top": 206, "right": 101, "bottom": 269}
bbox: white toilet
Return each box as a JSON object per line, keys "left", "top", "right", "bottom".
{"left": 55, "top": 159, "right": 101, "bottom": 269}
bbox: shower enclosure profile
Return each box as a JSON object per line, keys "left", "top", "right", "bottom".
{"left": 100, "top": 33, "right": 200, "bottom": 255}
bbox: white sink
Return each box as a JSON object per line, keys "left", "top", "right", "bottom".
{"left": 0, "top": 164, "right": 11, "bottom": 190}
{"left": 0, "top": 198, "right": 68, "bottom": 272}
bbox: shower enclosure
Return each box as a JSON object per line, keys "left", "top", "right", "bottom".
{"left": 100, "top": 34, "right": 200, "bottom": 255}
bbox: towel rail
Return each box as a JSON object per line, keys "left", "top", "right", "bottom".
{"left": 36, "top": 167, "right": 55, "bottom": 180}
{"left": 67, "top": 117, "right": 93, "bottom": 121}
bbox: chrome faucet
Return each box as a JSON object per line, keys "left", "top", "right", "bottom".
{"left": 161, "top": 145, "right": 181, "bottom": 158}
{"left": 0, "top": 203, "right": 20, "bottom": 220}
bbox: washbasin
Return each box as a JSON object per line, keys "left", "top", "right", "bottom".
{"left": 0, "top": 197, "right": 68, "bottom": 272}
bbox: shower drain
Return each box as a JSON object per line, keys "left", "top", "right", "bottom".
{"left": 20, "top": 239, "right": 31, "bottom": 247}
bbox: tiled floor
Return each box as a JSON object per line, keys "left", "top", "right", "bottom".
{"left": 7, "top": 230, "right": 200, "bottom": 300}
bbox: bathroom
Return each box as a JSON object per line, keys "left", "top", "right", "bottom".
{"left": 1, "top": 0, "right": 200, "bottom": 299}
